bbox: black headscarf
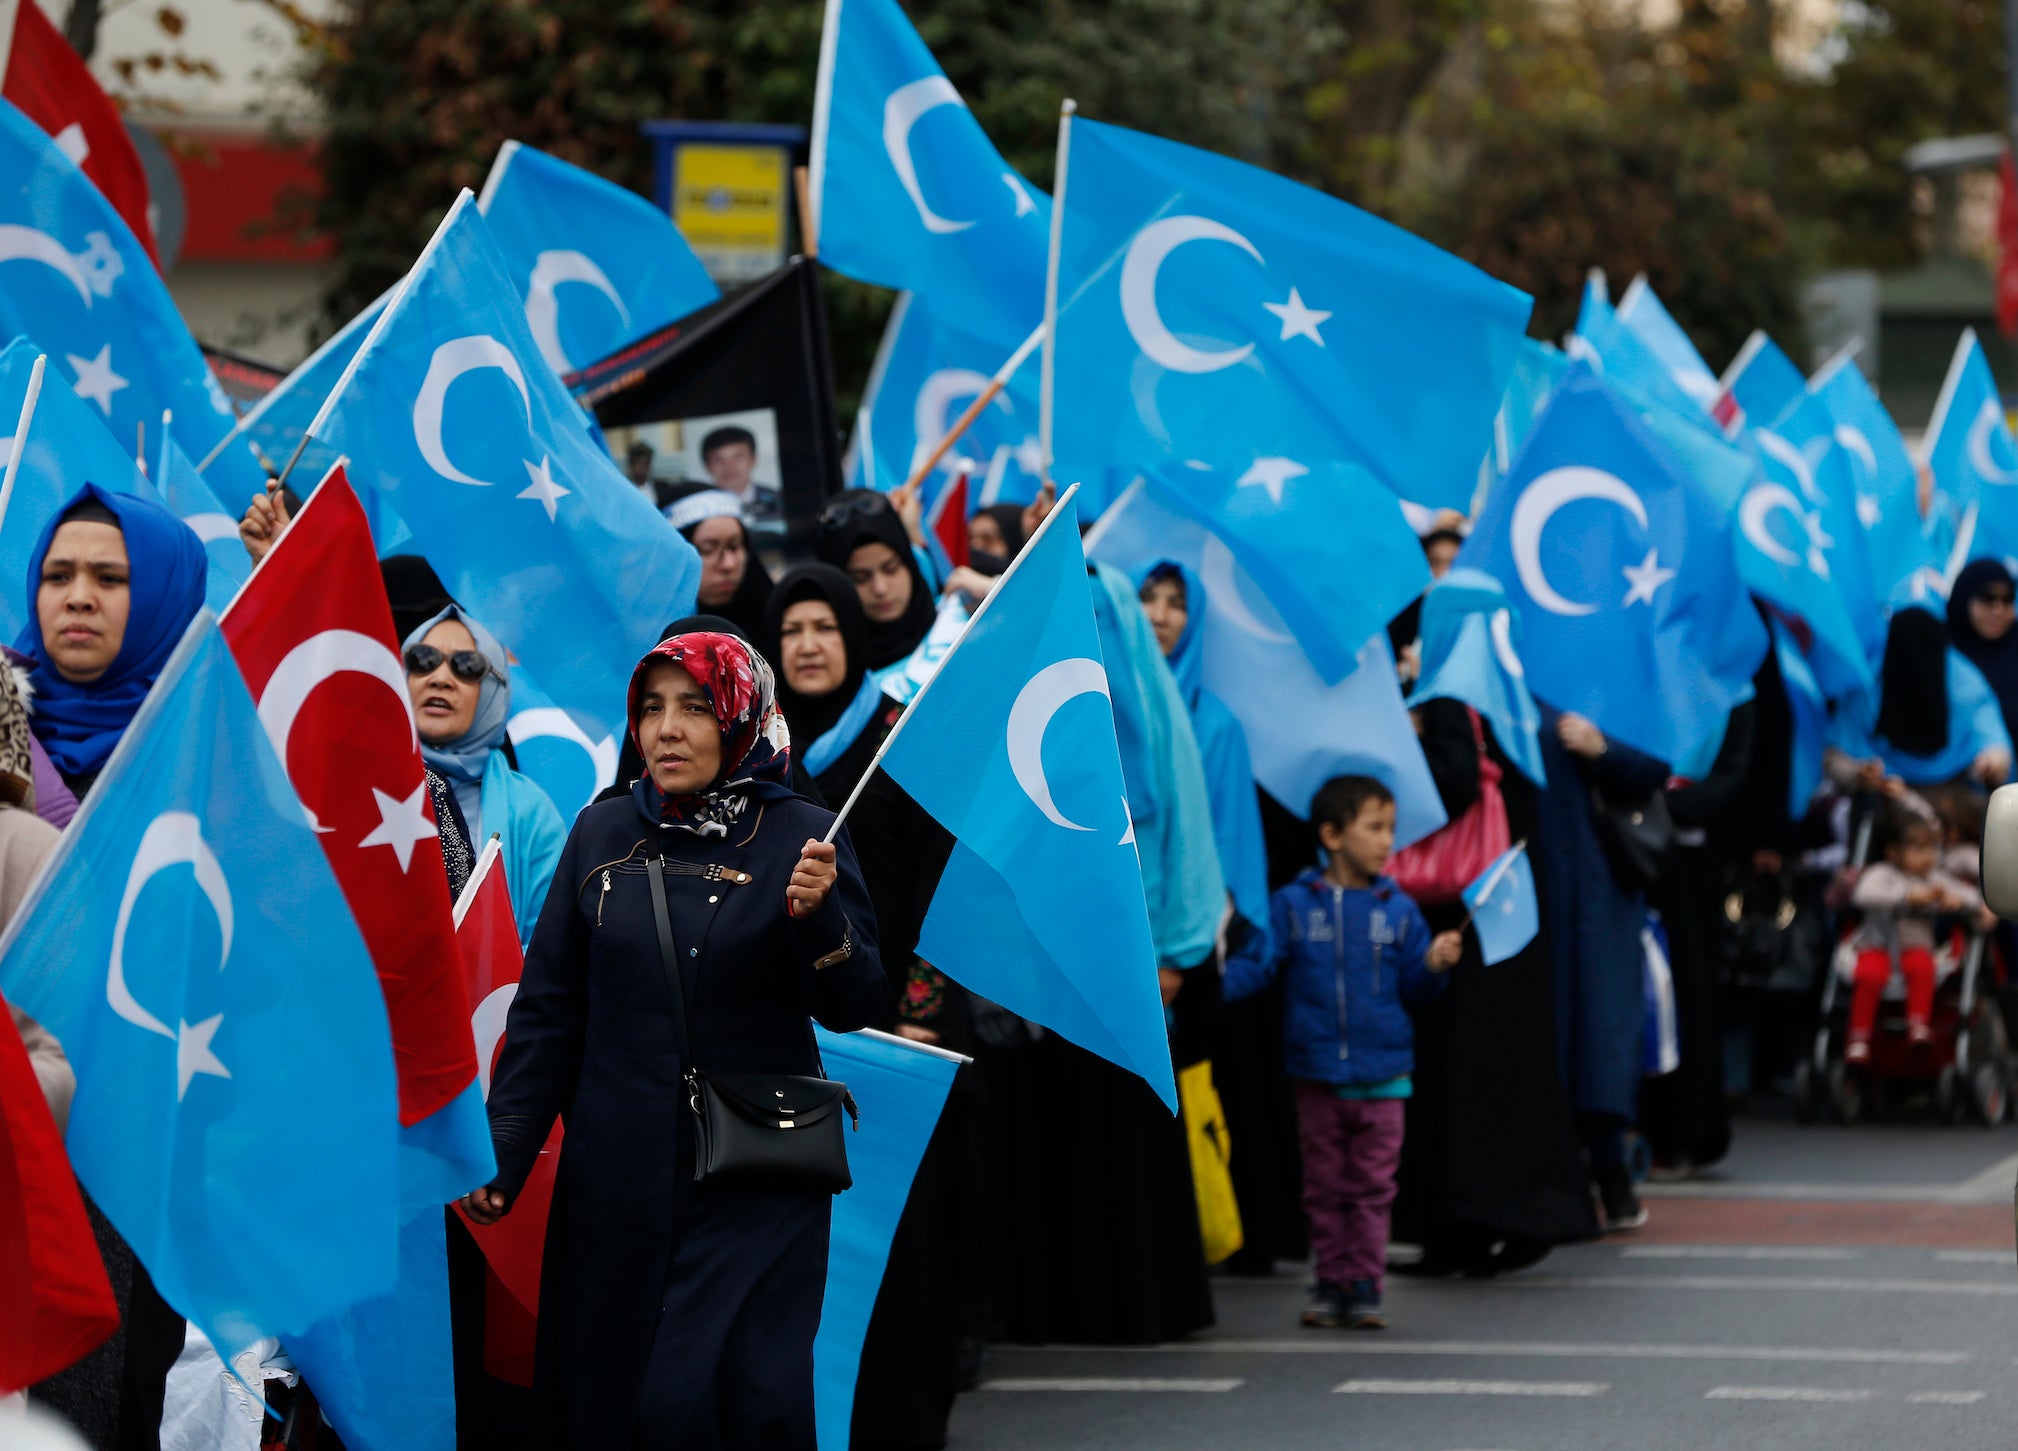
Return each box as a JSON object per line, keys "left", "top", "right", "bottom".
{"left": 765, "top": 564, "right": 870, "bottom": 749}
{"left": 1948, "top": 558, "right": 2018, "bottom": 746}
{"left": 663, "top": 481, "right": 774, "bottom": 639}
{"left": 1876, "top": 606, "right": 1951, "bottom": 758}
{"left": 815, "top": 489, "right": 936, "bottom": 669}
{"left": 970, "top": 503, "right": 1025, "bottom": 574}
{"left": 380, "top": 555, "right": 455, "bottom": 647}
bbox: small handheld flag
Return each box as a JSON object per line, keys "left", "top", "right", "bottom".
{"left": 1461, "top": 842, "right": 1538, "bottom": 967}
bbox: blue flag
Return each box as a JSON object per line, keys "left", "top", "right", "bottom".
{"left": 0, "top": 338, "right": 146, "bottom": 641}
{"left": 1462, "top": 843, "right": 1538, "bottom": 967}
{"left": 1482, "top": 339, "right": 1570, "bottom": 495}
{"left": 477, "top": 139, "right": 719, "bottom": 380}
{"left": 1408, "top": 569, "right": 1546, "bottom": 786}
{"left": 881, "top": 493, "right": 1175, "bottom": 1107}
{"left": 309, "top": 190, "right": 701, "bottom": 751}
{"left": 196, "top": 287, "right": 392, "bottom": 514}
{"left": 1773, "top": 618, "right": 1827, "bottom": 821}
{"left": 1087, "top": 480, "right": 1445, "bottom": 846}
{"left": 1722, "top": 330, "right": 1807, "bottom": 431}
{"left": 1460, "top": 363, "right": 1766, "bottom": 767}
{"left": 1749, "top": 392, "right": 1885, "bottom": 664}
{"left": 1798, "top": 346, "right": 1934, "bottom": 601}
{"left": 810, "top": 0, "right": 1050, "bottom": 347}
{"left": 1612, "top": 275, "right": 1722, "bottom": 412}
{"left": 0, "top": 100, "right": 266, "bottom": 510}
{"left": 847, "top": 291, "right": 1044, "bottom": 510}
{"left": 154, "top": 426, "right": 250, "bottom": 613}
{"left": 503, "top": 662, "right": 619, "bottom": 822}
{"left": 1570, "top": 289, "right": 1714, "bottom": 427}
{"left": 1144, "top": 458, "right": 1429, "bottom": 685}
{"left": 1925, "top": 329, "right": 2018, "bottom": 569}
{"left": 0, "top": 615, "right": 398, "bottom": 1353}
{"left": 812, "top": 1028, "right": 960, "bottom": 1451}
{"left": 1051, "top": 117, "right": 1530, "bottom": 513}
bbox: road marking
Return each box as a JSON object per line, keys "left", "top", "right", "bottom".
{"left": 980, "top": 1378, "right": 1243, "bottom": 1393}
{"left": 1706, "top": 1386, "right": 1987, "bottom": 1405}
{"left": 1707, "top": 1386, "right": 1872, "bottom": 1403}
{"left": 1622, "top": 1246, "right": 1860, "bottom": 1261}
{"left": 1952, "top": 1151, "right": 2018, "bottom": 1201}
{"left": 1006, "top": 1339, "right": 1973, "bottom": 1365}
{"left": 1502, "top": 1274, "right": 2018, "bottom": 1297}
{"left": 1335, "top": 1379, "right": 1606, "bottom": 1397}
{"left": 1641, "top": 1178, "right": 2012, "bottom": 1205}
{"left": 1936, "top": 1249, "right": 2013, "bottom": 1263}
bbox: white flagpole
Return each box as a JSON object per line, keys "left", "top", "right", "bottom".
{"left": 1037, "top": 99, "right": 1076, "bottom": 491}
{"left": 820, "top": 480, "right": 1082, "bottom": 845}
{"left": 1457, "top": 838, "right": 1528, "bottom": 934}
{"left": 453, "top": 834, "right": 505, "bottom": 929}
{"left": 0, "top": 353, "right": 46, "bottom": 536}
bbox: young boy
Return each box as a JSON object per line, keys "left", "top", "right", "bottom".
{"left": 1224, "top": 775, "right": 1463, "bottom": 1330}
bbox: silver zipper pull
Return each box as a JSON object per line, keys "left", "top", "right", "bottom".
{"left": 598, "top": 871, "right": 612, "bottom": 926}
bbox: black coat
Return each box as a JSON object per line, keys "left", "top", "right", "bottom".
{"left": 484, "top": 788, "right": 886, "bottom": 1446}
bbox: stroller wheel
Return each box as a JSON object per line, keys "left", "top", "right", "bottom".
{"left": 1938, "top": 1065, "right": 1968, "bottom": 1126}
{"left": 1827, "top": 1062, "right": 1865, "bottom": 1126}
{"left": 1970, "top": 1061, "right": 2010, "bottom": 1127}
{"left": 1792, "top": 1060, "right": 1821, "bottom": 1125}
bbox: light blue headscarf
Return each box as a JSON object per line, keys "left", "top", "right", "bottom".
{"left": 1090, "top": 563, "right": 1225, "bottom": 969}
{"left": 1139, "top": 560, "right": 1269, "bottom": 935}
{"left": 402, "top": 605, "right": 512, "bottom": 829}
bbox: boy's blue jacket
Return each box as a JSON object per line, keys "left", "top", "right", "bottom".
{"left": 1223, "top": 867, "right": 1445, "bottom": 1085}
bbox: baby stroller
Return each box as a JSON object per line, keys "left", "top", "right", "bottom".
{"left": 1792, "top": 918, "right": 2010, "bottom": 1126}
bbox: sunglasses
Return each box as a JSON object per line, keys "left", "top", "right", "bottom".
{"left": 403, "top": 644, "right": 501, "bottom": 684}
{"left": 819, "top": 493, "right": 891, "bottom": 530}
{"left": 1981, "top": 592, "right": 2017, "bottom": 607}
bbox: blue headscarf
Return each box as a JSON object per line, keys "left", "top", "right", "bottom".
{"left": 400, "top": 604, "right": 512, "bottom": 785}
{"left": 18, "top": 483, "right": 205, "bottom": 779}
{"left": 1090, "top": 563, "right": 1225, "bottom": 969}
{"left": 1139, "top": 560, "right": 1269, "bottom": 934}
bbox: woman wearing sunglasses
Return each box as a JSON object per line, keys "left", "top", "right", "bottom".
{"left": 1950, "top": 559, "right": 2018, "bottom": 754}
{"left": 402, "top": 605, "right": 566, "bottom": 943}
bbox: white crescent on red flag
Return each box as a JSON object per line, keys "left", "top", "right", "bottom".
{"left": 0, "top": 0, "right": 157, "bottom": 264}
{"left": 219, "top": 463, "right": 478, "bottom": 1126}
{"left": 451, "top": 839, "right": 561, "bottom": 1388}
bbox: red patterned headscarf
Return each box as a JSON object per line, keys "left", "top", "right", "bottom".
{"left": 627, "top": 632, "right": 794, "bottom": 833}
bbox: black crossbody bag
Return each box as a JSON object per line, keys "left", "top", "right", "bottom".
{"left": 646, "top": 855, "right": 857, "bottom": 1194}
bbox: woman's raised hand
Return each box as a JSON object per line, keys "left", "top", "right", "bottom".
{"left": 788, "top": 839, "right": 838, "bottom": 918}
{"left": 238, "top": 483, "right": 292, "bottom": 565}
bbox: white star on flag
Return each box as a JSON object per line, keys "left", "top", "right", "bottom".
{"left": 518, "top": 456, "right": 570, "bottom": 521}
{"left": 1856, "top": 494, "right": 1883, "bottom": 528}
{"left": 1621, "top": 548, "right": 1676, "bottom": 607}
{"left": 357, "top": 781, "right": 439, "bottom": 872}
{"left": 1262, "top": 288, "right": 1331, "bottom": 346}
{"left": 175, "top": 1013, "right": 230, "bottom": 1100}
{"left": 67, "top": 344, "right": 128, "bottom": 414}
{"left": 1236, "top": 455, "right": 1310, "bottom": 505}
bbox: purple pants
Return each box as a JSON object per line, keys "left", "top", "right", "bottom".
{"left": 1294, "top": 1081, "right": 1405, "bottom": 1292}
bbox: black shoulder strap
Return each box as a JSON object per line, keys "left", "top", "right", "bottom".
{"left": 646, "top": 855, "right": 694, "bottom": 1066}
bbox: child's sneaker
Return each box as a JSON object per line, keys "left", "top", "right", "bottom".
{"left": 1595, "top": 1166, "right": 1649, "bottom": 1232}
{"left": 1301, "top": 1281, "right": 1347, "bottom": 1328}
{"left": 1343, "top": 1279, "right": 1386, "bottom": 1330}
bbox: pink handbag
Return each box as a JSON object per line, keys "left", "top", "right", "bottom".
{"left": 1388, "top": 708, "right": 1510, "bottom": 906}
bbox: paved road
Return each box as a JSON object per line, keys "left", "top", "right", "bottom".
{"left": 947, "top": 1108, "right": 2018, "bottom": 1450}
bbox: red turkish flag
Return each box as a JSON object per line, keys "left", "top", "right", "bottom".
{"left": 0, "top": 1002, "right": 119, "bottom": 1393}
{"left": 0, "top": 0, "right": 157, "bottom": 265}
{"left": 927, "top": 470, "right": 969, "bottom": 571}
{"left": 220, "top": 464, "right": 477, "bottom": 1125}
{"left": 451, "top": 844, "right": 560, "bottom": 1388}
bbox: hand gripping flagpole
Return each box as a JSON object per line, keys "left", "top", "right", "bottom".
{"left": 820, "top": 480, "right": 1083, "bottom": 847}
{"left": 1037, "top": 99, "right": 1076, "bottom": 492}
{"left": 899, "top": 321, "right": 1046, "bottom": 495}
{"left": 0, "top": 354, "right": 46, "bottom": 536}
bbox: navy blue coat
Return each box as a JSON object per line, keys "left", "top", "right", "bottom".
{"left": 1223, "top": 868, "right": 1444, "bottom": 1085}
{"left": 484, "top": 787, "right": 886, "bottom": 1446}
{"left": 1533, "top": 708, "right": 1670, "bottom": 1123}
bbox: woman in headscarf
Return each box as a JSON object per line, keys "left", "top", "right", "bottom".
{"left": 1828, "top": 605, "right": 2013, "bottom": 790}
{"left": 20, "top": 484, "right": 206, "bottom": 800}
{"left": 18, "top": 484, "right": 204, "bottom": 1450}
{"left": 966, "top": 504, "right": 1025, "bottom": 571}
{"left": 815, "top": 489, "right": 938, "bottom": 671}
{"left": 1948, "top": 559, "right": 2018, "bottom": 751}
{"left": 662, "top": 481, "right": 775, "bottom": 640}
{"left": 766, "top": 564, "right": 893, "bottom": 804}
{"left": 462, "top": 630, "right": 885, "bottom": 1448}
{"left": 400, "top": 605, "right": 565, "bottom": 941}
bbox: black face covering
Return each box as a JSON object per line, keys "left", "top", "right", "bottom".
{"left": 764, "top": 564, "right": 870, "bottom": 748}
{"left": 814, "top": 489, "right": 936, "bottom": 669}
{"left": 1876, "top": 607, "right": 1951, "bottom": 758}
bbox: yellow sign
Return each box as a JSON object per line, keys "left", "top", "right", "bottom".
{"left": 672, "top": 143, "right": 789, "bottom": 284}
